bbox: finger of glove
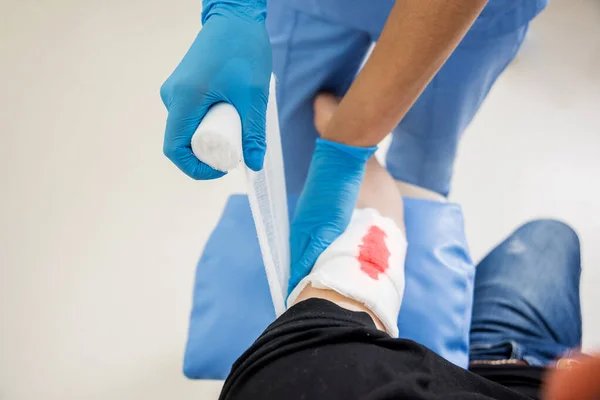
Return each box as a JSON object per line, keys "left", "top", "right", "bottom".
{"left": 241, "top": 89, "right": 268, "bottom": 171}
{"left": 163, "top": 106, "right": 226, "bottom": 180}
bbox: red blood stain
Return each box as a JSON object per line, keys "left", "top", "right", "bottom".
{"left": 357, "top": 225, "right": 390, "bottom": 280}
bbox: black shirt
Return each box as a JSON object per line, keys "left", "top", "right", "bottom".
{"left": 221, "top": 299, "right": 543, "bottom": 399}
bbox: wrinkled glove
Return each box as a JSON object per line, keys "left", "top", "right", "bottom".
{"left": 160, "top": 0, "right": 272, "bottom": 179}
{"left": 289, "top": 138, "right": 377, "bottom": 293}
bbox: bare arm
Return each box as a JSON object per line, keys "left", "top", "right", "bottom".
{"left": 322, "top": 0, "right": 487, "bottom": 147}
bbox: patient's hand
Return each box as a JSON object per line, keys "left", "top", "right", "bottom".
{"left": 545, "top": 354, "right": 600, "bottom": 400}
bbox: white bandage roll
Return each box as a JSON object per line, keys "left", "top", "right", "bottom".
{"left": 191, "top": 103, "right": 243, "bottom": 172}
{"left": 190, "top": 77, "right": 290, "bottom": 316}
{"left": 287, "top": 209, "right": 407, "bottom": 337}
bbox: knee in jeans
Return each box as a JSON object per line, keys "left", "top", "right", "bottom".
{"left": 516, "top": 219, "right": 580, "bottom": 264}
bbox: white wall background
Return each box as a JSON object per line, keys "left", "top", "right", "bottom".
{"left": 1, "top": 0, "right": 598, "bottom": 398}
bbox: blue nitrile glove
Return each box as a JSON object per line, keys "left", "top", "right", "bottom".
{"left": 160, "top": 0, "right": 272, "bottom": 180}
{"left": 289, "top": 138, "right": 377, "bottom": 293}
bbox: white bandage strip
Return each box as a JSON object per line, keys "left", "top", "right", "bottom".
{"left": 191, "top": 77, "right": 290, "bottom": 316}
{"left": 287, "top": 208, "right": 407, "bottom": 337}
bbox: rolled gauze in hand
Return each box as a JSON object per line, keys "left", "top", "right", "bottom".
{"left": 191, "top": 103, "right": 242, "bottom": 172}
{"left": 189, "top": 79, "right": 290, "bottom": 317}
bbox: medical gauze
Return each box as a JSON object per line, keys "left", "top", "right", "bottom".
{"left": 287, "top": 208, "right": 407, "bottom": 337}
{"left": 192, "top": 77, "right": 290, "bottom": 316}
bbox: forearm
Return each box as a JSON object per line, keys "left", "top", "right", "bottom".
{"left": 357, "top": 158, "right": 406, "bottom": 233}
{"left": 322, "top": 0, "right": 487, "bottom": 147}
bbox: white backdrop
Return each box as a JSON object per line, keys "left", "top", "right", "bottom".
{"left": 1, "top": 0, "right": 599, "bottom": 398}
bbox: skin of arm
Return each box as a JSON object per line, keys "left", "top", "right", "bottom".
{"left": 322, "top": 0, "right": 488, "bottom": 147}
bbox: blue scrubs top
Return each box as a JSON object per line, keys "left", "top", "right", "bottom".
{"left": 286, "top": 0, "right": 548, "bottom": 39}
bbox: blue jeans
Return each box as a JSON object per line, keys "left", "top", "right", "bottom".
{"left": 469, "top": 220, "right": 583, "bottom": 366}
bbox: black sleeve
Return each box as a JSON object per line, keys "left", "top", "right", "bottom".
{"left": 220, "top": 298, "right": 536, "bottom": 400}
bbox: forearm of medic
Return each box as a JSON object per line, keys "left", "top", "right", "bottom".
{"left": 322, "top": 0, "right": 487, "bottom": 147}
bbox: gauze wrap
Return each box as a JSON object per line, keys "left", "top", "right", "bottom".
{"left": 288, "top": 208, "right": 406, "bottom": 337}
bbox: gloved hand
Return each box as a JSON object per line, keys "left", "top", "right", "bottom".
{"left": 289, "top": 138, "right": 377, "bottom": 293}
{"left": 160, "top": 0, "right": 272, "bottom": 179}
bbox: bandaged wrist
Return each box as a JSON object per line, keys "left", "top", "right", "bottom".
{"left": 288, "top": 208, "right": 407, "bottom": 337}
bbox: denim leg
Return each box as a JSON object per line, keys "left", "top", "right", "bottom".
{"left": 267, "top": 2, "right": 372, "bottom": 195}
{"left": 470, "top": 220, "right": 583, "bottom": 366}
{"left": 386, "top": 25, "right": 529, "bottom": 197}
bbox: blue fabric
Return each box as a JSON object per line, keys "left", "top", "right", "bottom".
{"left": 469, "top": 220, "right": 582, "bottom": 366}
{"left": 283, "top": 0, "right": 547, "bottom": 40}
{"left": 386, "top": 25, "right": 529, "bottom": 196}
{"left": 184, "top": 195, "right": 474, "bottom": 379}
{"left": 160, "top": 0, "right": 271, "bottom": 179}
{"left": 290, "top": 139, "right": 377, "bottom": 292}
{"left": 267, "top": 1, "right": 539, "bottom": 196}
{"left": 267, "top": 5, "right": 372, "bottom": 195}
